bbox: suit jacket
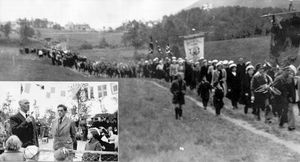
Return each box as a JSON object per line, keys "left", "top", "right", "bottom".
{"left": 10, "top": 112, "right": 39, "bottom": 148}
{"left": 52, "top": 116, "right": 76, "bottom": 150}
{"left": 294, "top": 76, "right": 300, "bottom": 102}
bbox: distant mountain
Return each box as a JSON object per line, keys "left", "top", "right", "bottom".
{"left": 186, "top": 0, "right": 300, "bottom": 10}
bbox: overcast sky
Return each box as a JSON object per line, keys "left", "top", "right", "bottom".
{"left": 0, "top": 0, "right": 198, "bottom": 29}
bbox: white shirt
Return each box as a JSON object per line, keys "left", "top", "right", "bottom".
{"left": 19, "top": 111, "right": 28, "bottom": 119}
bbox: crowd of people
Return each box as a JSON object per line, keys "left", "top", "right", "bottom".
{"left": 20, "top": 46, "right": 300, "bottom": 132}
{"left": 0, "top": 99, "right": 118, "bottom": 161}
{"left": 169, "top": 56, "right": 300, "bottom": 132}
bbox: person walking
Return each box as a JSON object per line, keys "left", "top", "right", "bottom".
{"left": 170, "top": 73, "right": 186, "bottom": 120}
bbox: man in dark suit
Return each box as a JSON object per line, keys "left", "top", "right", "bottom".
{"left": 52, "top": 104, "right": 76, "bottom": 150}
{"left": 10, "top": 99, "right": 39, "bottom": 148}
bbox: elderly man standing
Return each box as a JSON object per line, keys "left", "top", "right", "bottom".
{"left": 10, "top": 99, "right": 39, "bottom": 148}
{"left": 52, "top": 104, "right": 76, "bottom": 150}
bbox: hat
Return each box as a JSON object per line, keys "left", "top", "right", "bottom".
{"left": 216, "top": 61, "right": 223, "bottom": 67}
{"left": 172, "top": 57, "right": 176, "bottom": 60}
{"left": 24, "top": 145, "right": 39, "bottom": 159}
{"left": 289, "top": 64, "right": 297, "bottom": 74}
{"left": 228, "top": 60, "right": 234, "bottom": 65}
{"left": 223, "top": 60, "right": 228, "bottom": 65}
{"left": 245, "top": 61, "right": 251, "bottom": 66}
{"left": 212, "top": 59, "right": 218, "bottom": 64}
{"left": 54, "top": 148, "right": 69, "bottom": 161}
{"left": 199, "top": 57, "right": 204, "bottom": 60}
{"left": 246, "top": 65, "right": 254, "bottom": 71}
{"left": 208, "top": 60, "right": 212, "bottom": 64}
{"left": 229, "top": 64, "right": 237, "bottom": 68}
{"left": 89, "top": 128, "right": 99, "bottom": 136}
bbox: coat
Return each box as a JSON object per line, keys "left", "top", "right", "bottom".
{"left": 85, "top": 138, "right": 102, "bottom": 151}
{"left": 10, "top": 112, "right": 39, "bottom": 148}
{"left": 197, "top": 81, "right": 211, "bottom": 101}
{"left": 213, "top": 87, "right": 224, "bottom": 109}
{"left": 0, "top": 150, "right": 24, "bottom": 161}
{"left": 250, "top": 72, "right": 273, "bottom": 102}
{"left": 240, "top": 74, "right": 253, "bottom": 105}
{"left": 52, "top": 116, "right": 76, "bottom": 150}
{"left": 226, "top": 71, "right": 240, "bottom": 101}
{"left": 170, "top": 79, "right": 186, "bottom": 105}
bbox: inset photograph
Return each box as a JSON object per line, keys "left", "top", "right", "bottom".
{"left": 0, "top": 81, "right": 118, "bottom": 161}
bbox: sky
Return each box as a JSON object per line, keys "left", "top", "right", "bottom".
{"left": 0, "top": 0, "right": 198, "bottom": 29}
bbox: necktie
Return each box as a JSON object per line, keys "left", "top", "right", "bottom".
{"left": 59, "top": 117, "right": 63, "bottom": 124}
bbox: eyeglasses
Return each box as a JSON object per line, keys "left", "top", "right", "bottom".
{"left": 57, "top": 109, "right": 64, "bottom": 112}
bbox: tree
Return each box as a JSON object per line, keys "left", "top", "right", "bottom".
{"left": 121, "top": 20, "right": 149, "bottom": 50}
{"left": 18, "top": 19, "right": 35, "bottom": 43}
{"left": 53, "top": 23, "right": 63, "bottom": 30}
{"left": 3, "top": 22, "right": 12, "bottom": 39}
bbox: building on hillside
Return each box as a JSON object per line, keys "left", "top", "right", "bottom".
{"left": 64, "top": 23, "right": 92, "bottom": 31}
{"left": 202, "top": 3, "right": 213, "bottom": 10}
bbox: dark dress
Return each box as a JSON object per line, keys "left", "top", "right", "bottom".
{"left": 170, "top": 79, "right": 186, "bottom": 105}
{"left": 226, "top": 71, "right": 241, "bottom": 108}
{"left": 240, "top": 73, "right": 253, "bottom": 113}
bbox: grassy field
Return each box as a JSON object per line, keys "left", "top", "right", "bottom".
{"left": 37, "top": 28, "right": 124, "bottom": 48}
{"left": 2, "top": 46, "right": 300, "bottom": 161}
{"left": 119, "top": 78, "right": 300, "bottom": 162}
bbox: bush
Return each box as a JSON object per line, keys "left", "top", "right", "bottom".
{"left": 98, "top": 37, "right": 109, "bottom": 48}
{"left": 80, "top": 42, "right": 93, "bottom": 50}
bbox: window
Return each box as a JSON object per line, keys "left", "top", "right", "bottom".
{"left": 111, "top": 83, "right": 118, "bottom": 95}
{"left": 97, "top": 85, "right": 108, "bottom": 98}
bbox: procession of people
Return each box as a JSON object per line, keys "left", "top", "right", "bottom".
{"left": 20, "top": 45, "right": 300, "bottom": 132}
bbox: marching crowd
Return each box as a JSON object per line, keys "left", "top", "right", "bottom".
{"left": 0, "top": 99, "right": 118, "bottom": 161}
{"left": 169, "top": 56, "right": 300, "bottom": 132}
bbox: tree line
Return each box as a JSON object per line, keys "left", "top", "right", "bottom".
{"left": 121, "top": 6, "right": 287, "bottom": 58}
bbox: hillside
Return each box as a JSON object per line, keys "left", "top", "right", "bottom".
{"left": 186, "top": 0, "right": 300, "bottom": 10}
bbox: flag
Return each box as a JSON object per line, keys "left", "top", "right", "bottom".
{"left": 20, "top": 84, "right": 23, "bottom": 94}
{"left": 51, "top": 87, "right": 55, "bottom": 93}
{"left": 155, "top": 40, "right": 163, "bottom": 54}
{"left": 61, "top": 90, "right": 66, "bottom": 97}
{"left": 36, "top": 84, "right": 44, "bottom": 90}
{"left": 24, "top": 83, "right": 31, "bottom": 94}
{"left": 148, "top": 36, "right": 154, "bottom": 54}
{"left": 90, "top": 86, "right": 94, "bottom": 99}
{"left": 165, "top": 44, "right": 172, "bottom": 56}
{"left": 46, "top": 92, "right": 50, "bottom": 98}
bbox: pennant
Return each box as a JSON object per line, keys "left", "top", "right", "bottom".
{"left": 90, "top": 86, "right": 94, "bottom": 99}
{"left": 21, "top": 84, "right": 23, "bottom": 94}
{"left": 148, "top": 36, "right": 154, "bottom": 54}
{"left": 36, "top": 84, "right": 45, "bottom": 90}
{"left": 24, "top": 83, "right": 31, "bottom": 94}
{"left": 61, "top": 90, "right": 66, "bottom": 97}
{"left": 51, "top": 87, "right": 55, "bottom": 93}
{"left": 97, "top": 85, "right": 102, "bottom": 98}
{"left": 46, "top": 92, "right": 50, "bottom": 98}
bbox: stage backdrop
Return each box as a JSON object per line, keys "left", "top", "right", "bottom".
{"left": 183, "top": 33, "right": 205, "bottom": 61}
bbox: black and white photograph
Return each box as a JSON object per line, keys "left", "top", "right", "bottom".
{"left": 1, "top": 0, "right": 300, "bottom": 161}
{"left": 0, "top": 82, "right": 118, "bottom": 161}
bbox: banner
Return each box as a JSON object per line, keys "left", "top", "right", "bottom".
{"left": 183, "top": 33, "right": 204, "bottom": 61}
